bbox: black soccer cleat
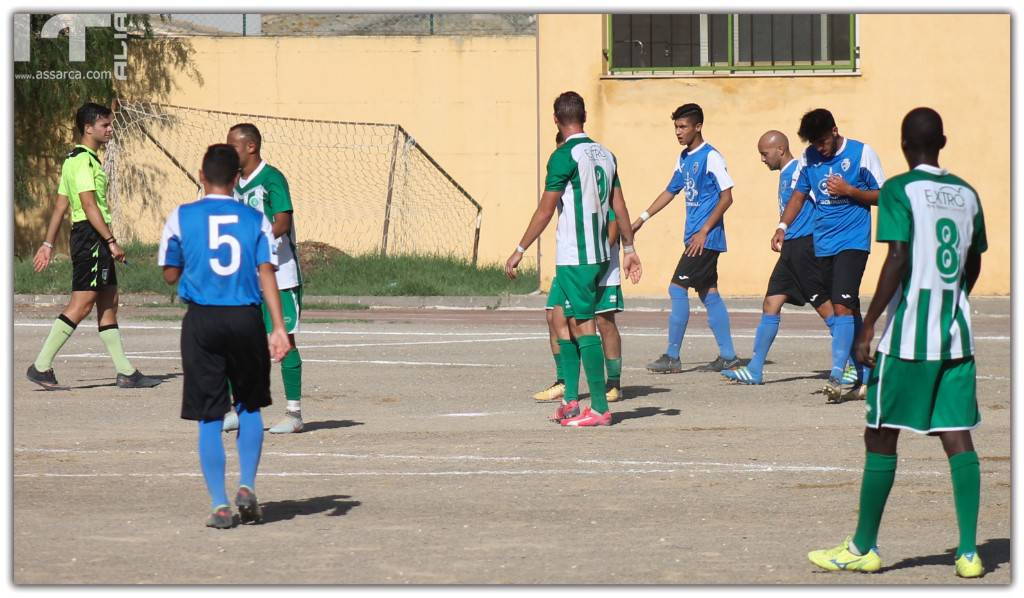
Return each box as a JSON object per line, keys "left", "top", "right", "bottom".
{"left": 235, "top": 486, "right": 263, "bottom": 525}
{"left": 205, "top": 506, "right": 236, "bottom": 529}
{"left": 26, "top": 364, "right": 68, "bottom": 391}
{"left": 116, "top": 370, "right": 162, "bottom": 389}
{"left": 696, "top": 355, "right": 742, "bottom": 372}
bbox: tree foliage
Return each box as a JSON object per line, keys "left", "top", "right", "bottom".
{"left": 13, "top": 14, "right": 201, "bottom": 210}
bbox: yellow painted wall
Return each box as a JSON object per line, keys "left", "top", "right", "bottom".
{"left": 110, "top": 34, "right": 538, "bottom": 268}
{"left": 536, "top": 13, "right": 1010, "bottom": 296}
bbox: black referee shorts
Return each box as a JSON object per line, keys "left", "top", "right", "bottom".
{"left": 70, "top": 221, "right": 117, "bottom": 292}
{"left": 818, "top": 249, "right": 870, "bottom": 312}
{"left": 180, "top": 304, "right": 272, "bottom": 421}
{"left": 669, "top": 249, "right": 720, "bottom": 291}
{"left": 766, "top": 235, "right": 829, "bottom": 308}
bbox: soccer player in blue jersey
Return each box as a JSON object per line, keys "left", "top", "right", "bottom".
{"left": 724, "top": 131, "right": 856, "bottom": 385}
{"left": 771, "top": 109, "right": 885, "bottom": 402}
{"left": 158, "top": 144, "right": 290, "bottom": 528}
{"left": 633, "top": 103, "right": 740, "bottom": 374}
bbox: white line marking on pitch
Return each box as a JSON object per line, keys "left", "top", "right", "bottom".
{"left": 50, "top": 353, "right": 503, "bottom": 368}
{"left": 13, "top": 322, "right": 1010, "bottom": 341}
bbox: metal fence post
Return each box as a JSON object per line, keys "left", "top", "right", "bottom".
{"left": 380, "top": 125, "right": 402, "bottom": 257}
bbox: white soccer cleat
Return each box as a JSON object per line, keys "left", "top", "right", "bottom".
{"left": 268, "top": 411, "right": 304, "bottom": 434}
{"left": 222, "top": 409, "right": 239, "bottom": 432}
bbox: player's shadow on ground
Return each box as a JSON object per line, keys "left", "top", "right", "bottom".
{"left": 301, "top": 420, "right": 364, "bottom": 432}
{"left": 613, "top": 406, "right": 681, "bottom": 423}
{"left": 679, "top": 357, "right": 753, "bottom": 374}
{"left": 49, "top": 372, "right": 183, "bottom": 391}
{"left": 259, "top": 494, "right": 362, "bottom": 524}
{"left": 881, "top": 538, "right": 1009, "bottom": 575}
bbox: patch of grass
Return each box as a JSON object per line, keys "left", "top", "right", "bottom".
{"left": 14, "top": 243, "right": 540, "bottom": 297}
{"left": 302, "top": 302, "right": 371, "bottom": 311}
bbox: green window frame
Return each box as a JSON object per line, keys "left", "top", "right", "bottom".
{"left": 606, "top": 14, "right": 857, "bottom": 75}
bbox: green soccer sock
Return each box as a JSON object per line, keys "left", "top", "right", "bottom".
{"left": 281, "top": 348, "right": 302, "bottom": 403}
{"left": 577, "top": 334, "right": 607, "bottom": 413}
{"left": 949, "top": 451, "right": 980, "bottom": 558}
{"left": 557, "top": 339, "right": 580, "bottom": 403}
{"left": 98, "top": 325, "right": 135, "bottom": 376}
{"left": 553, "top": 350, "right": 564, "bottom": 382}
{"left": 606, "top": 357, "right": 622, "bottom": 383}
{"left": 852, "top": 451, "right": 898, "bottom": 554}
{"left": 34, "top": 315, "right": 77, "bottom": 371}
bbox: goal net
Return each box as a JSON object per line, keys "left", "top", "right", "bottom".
{"left": 105, "top": 100, "right": 483, "bottom": 263}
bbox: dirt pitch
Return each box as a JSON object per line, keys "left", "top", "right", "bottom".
{"left": 11, "top": 299, "right": 1011, "bottom": 584}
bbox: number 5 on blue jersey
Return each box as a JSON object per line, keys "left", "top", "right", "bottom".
{"left": 158, "top": 195, "right": 277, "bottom": 306}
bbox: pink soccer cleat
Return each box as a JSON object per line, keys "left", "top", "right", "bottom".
{"left": 560, "top": 406, "right": 612, "bottom": 427}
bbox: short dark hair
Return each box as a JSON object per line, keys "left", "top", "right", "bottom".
{"left": 671, "top": 103, "right": 703, "bottom": 124}
{"left": 797, "top": 108, "right": 837, "bottom": 143}
{"left": 901, "top": 107, "right": 945, "bottom": 153}
{"left": 554, "top": 91, "right": 586, "bottom": 126}
{"left": 75, "top": 102, "right": 112, "bottom": 137}
{"left": 229, "top": 122, "right": 262, "bottom": 151}
{"left": 202, "top": 144, "right": 241, "bottom": 187}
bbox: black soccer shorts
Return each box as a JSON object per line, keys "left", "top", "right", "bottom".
{"left": 69, "top": 221, "right": 117, "bottom": 292}
{"left": 669, "top": 249, "right": 721, "bottom": 291}
{"left": 766, "top": 235, "right": 829, "bottom": 308}
{"left": 180, "top": 303, "right": 272, "bottom": 421}
{"left": 817, "top": 249, "right": 870, "bottom": 312}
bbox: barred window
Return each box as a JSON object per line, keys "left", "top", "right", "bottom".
{"left": 608, "top": 14, "right": 856, "bottom": 74}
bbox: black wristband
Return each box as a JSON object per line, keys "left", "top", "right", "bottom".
{"left": 104, "top": 236, "right": 116, "bottom": 245}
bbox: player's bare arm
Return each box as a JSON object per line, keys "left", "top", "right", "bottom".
{"left": 78, "top": 189, "right": 125, "bottom": 263}
{"left": 270, "top": 210, "right": 292, "bottom": 239}
{"left": 505, "top": 189, "right": 561, "bottom": 279}
{"left": 686, "top": 187, "right": 733, "bottom": 257}
{"left": 965, "top": 251, "right": 982, "bottom": 294}
{"left": 611, "top": 185, "right": 642, "bottom": 284}
{"left": 162, "top": 266, "right": 182, "bottom": 285}
{"left": 33, "top": 193, "right": 70, "bottom": 272}
{"left": 854, "top": 240, "right": 909, "bottom": 366}
{"left": 259, "top": 263, "right": 290, "bottom": 362}
{"left": 771, "top": 189, "right": 807, "bottom": 252}
{"left": 825, "top": 176, "right": 880, "bottom": 206}
{"left": 631, "top": 190, "right": 675, "bottom": 233}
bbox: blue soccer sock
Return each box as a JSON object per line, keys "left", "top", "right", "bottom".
{"left": 236, "top": 405, "right": 264, "bottom": 491}
{"left": 666, "top": 285, "right": 690, "bottom": 359}
{"left": 851, "top": 314, "right": 869, "bottom": 384}
{"left": 831, "top": 315, "right": 855, "bottom": 381}
{"left": 702, "top": 292, "right": 737, "bottom": 360}
{"left": 748, "top": 314, "right": 781, "bottom": 376}
{"left": 198, "top": 419, "right": 229, "bottom": 509}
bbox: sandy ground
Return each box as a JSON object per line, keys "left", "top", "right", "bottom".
{"left": 11, "top": 300, "right": 1011, "bottom": 584}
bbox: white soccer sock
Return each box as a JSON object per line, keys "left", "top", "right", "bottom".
{"left": 286, "top": 400, "right": 301, "bottom": 413}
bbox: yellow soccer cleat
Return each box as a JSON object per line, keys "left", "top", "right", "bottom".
{"left": 955, "top": 552, "right": 984, "bottom": 578}
{"left": 606, "top": 385, "right": 622, "bottom": 403}
{"left": 840, "top": 384, "right": 868, "bottom": 403}
{"left": 808, "top": 536, "right": 882, "bottom": 573}
{"left": 533, "top": 381, "right": 565, "bottom": 403}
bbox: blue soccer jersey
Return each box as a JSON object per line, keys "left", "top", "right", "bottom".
{"left": 158, "top": 195, "right": 277, "bottom": 306}
{"left": 666, "top": 142, "right": 734, "bottom": 252}
{"left": 795, "top": 138, "right": 885, "bottom": 256}
{"left": 780, "top": 158, "right": 814, "bottom": 240}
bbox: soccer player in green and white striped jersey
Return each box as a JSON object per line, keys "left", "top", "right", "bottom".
{"left": 506, "top": 91, "right": 642, "bottom": 427}
{"left": 808, "top": 108, "right": 987, "bottom": 578}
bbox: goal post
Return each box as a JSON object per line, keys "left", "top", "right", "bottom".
{"left": 106, "top": 99, "right": 483, "bottom": 265}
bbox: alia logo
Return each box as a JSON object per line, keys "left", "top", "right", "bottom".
{"left": 14, "top": 13, "right": 129, "bottom": 80}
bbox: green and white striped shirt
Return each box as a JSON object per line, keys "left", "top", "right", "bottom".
{"left": 545, "top": 133, "right": 621, "bottom": 266}
{"left": 876, "top": 164, "right": 987, "bottom": 361}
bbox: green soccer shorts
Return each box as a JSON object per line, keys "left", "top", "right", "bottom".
{"left": 552, "top": 263, "right": 608, "bottom": 321}
{"left": 547, "top": 277, "right": 623, "bottom": 318}
{"left": 866, "top": 352, "right": 980, "bottom": 434}
{"left": 262, "top": 286, "right": 303, "bottom": 335}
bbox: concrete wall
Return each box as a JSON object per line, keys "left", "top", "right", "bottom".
{"left": 536, "top": 13, "right": 1010, "bottom": 296}
{"left": 113, "top": 34, "right": 539, "bottom": 268}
